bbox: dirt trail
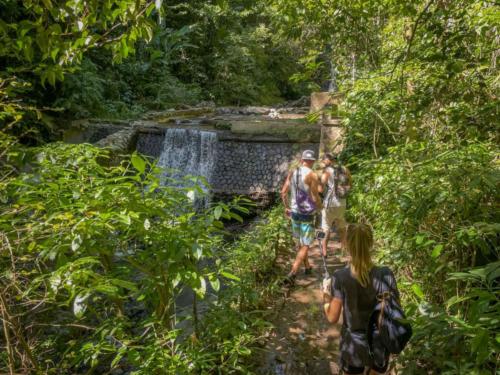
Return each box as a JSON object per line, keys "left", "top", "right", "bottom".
{"left": 258, "top": 239, "right": 347, "bottom": 375}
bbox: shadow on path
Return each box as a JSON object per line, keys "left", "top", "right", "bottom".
{"left": 257, "top": 239, "right": 347, "bottom": 375}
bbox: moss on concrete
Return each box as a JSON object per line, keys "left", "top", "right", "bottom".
{"left": 153, "top": 108, "right": 215, "bottom": 123}
{"left": 229, "top": 119, "right": 320, "bottom": 142}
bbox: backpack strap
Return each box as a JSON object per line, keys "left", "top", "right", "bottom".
{"left": 377, "top": 291, "right": 391, "bottom": 329}
{"left": 291, "top": 167, "right": 299, "bottom": 191}
{"left": 373, "top": 267, "right": 383, "bottom": 329}
{"left": 333, "top": 165, "right": 341, "bottom": 195}
{"left": 374, "top": 267, "right": 399, "bottom": 329}
{"left": 295, "top": 167, "right": 309, "bottom": 194}
{"left": 367, "top": 267, "right": 385, "bottom": 357}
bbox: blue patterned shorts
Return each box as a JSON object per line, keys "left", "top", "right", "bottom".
{"left": 291, "top": 212, "right": 315, "bottom": 246}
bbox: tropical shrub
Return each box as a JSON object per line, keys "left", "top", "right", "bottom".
{"left": 0, "top": 137, "right": 292, "bottom": 373}
{"left": 0, "top": 143, "right": 238, "bottom": 373}
{"left": 182, "top": 205, "right": 293, "bottom": 373}
{"left": 348, "top": 141, "right": 499, "bottom": 373}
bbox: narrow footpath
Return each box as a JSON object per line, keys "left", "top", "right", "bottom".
{"left": 258, "top": 238, "right": 347, "bottom": 375}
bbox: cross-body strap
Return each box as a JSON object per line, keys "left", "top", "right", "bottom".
{"left": 368, "top": 267, "right": 383, "bottom": 356}
{"left": 377, "top": 291, "right": 391, "bottom": 329}
{"left": 374, "top": 267, "right": 396, "bottom": 329}
{"left": 295, "top": 166, "right": 307, "bottom": 193}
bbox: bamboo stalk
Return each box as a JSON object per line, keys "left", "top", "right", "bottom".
{"left": 0, "top": 289, "right": 40, "bottom": 372}
{"left": 0, "top": 300, "right": 15, "bottom": 375}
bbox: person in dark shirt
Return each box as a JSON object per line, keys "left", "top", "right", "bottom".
{"left": 321, "top": 223, "right": 400, "bottom": 374}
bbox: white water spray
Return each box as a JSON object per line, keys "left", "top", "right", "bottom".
{"left": 158, "top": 128, "right": 217, "bottom": 207}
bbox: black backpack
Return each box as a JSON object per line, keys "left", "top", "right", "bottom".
{"left": 368, "top": 267, "right": 412, "bottom": 355}
{"left": 333, "top": 165, "right": 350, "bottom": 199}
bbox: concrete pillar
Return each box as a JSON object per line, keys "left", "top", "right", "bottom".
{"left": 320, "top": 117, "right": 344, "bottom": 154}
{"left": 310, "top": 92, "right": 344, "bottom": 155}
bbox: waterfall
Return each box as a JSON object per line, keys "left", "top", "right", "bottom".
{"left": 157, "top": 128, "right": 217, "bottom": 206}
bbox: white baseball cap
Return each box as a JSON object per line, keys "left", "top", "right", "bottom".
{"left": 301, "top": 150, "right": 316, "bottom": 160}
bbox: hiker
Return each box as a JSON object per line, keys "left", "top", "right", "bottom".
{"left": 281, "top": 150, "right": 322, "bottom": 284}
{"left": 321, "top": 223, "right": 401, "bottom": 374}
{"left": 318, "top": 153, "right": 351, "bottom": 258}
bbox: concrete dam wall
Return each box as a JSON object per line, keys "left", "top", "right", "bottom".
{"left": 136, "top": 128, "right": 318, "bottom": 195}
{"left": 65, "top": 107, "right": 322, "bottom": 197}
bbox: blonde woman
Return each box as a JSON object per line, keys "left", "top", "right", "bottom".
{"left": 322, "top": 223, "right": 400, "bottom": 375}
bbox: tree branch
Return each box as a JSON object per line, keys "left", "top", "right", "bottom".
{"left": 390, "top": 0, "right": 436, "bottom": 81}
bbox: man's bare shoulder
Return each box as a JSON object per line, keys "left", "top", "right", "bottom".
{"left": 305, "top": 169, "right": 319, "bottom": 183}
{"left": 311, "top": 171, "right": 320, "bottom": 180}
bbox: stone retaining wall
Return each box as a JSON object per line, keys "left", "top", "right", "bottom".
{"left": 136, "top": 129, "right": 319, "bottom": 195}
{"left": 136, "top": 131, "right": 165, "bottom": 158}
{"left": 211, "top": 141, "right": 318, "bottom": 194}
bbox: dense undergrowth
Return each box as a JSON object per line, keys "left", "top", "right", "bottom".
{"left": 0, "top": 136, "right": 290, "bottom": 373}
{"left": 0, "top": 2, "right": 296, "bottom": 372}
{"left": 348, "top": 142, "right": 499, "bottom": 374}
{"left": 191, "top": 206, "right": 292, "bottom": 373}
{"left": 1, "top": 0, "right": 306, "bottom": 124}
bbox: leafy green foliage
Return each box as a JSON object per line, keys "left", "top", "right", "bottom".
{"left": 1, "top": 0, "right": 307, "bottom": 129}
{"left": 0, "top": 143, "right": 216, "bottom": 370}
{"left": 348, "top": 141, "right": 499, "bottom": 372}
{"left": 221, "top": 205, "right": 293, "bottom": 312}
{"left": 0, "top": 2, "right": 298, "bottom": 372}
{"left": 75, "top": 0, "right": 305, "bottom": 114}
{"left": 307, "top": 1, "right": 499, "bottom": 372}
{"left": 0, "top": 141, "right": 289, "bottom": 373}
{"left": 162, "top": 0, "right": 306, "bottom": 105}
{"left": 1, "top": 0, "right": 498, "bottom": 373}
{"left": 53, "top": 29, "right": 203, "bottom": 119}
{"left": 180, "top": 205, "right": 292, "bottom": 373}
{"left": 0, "top": 0, "right": 160, "bottom": 139}
{"left": 270, "top": 0, "right": 387, "bottom": 89}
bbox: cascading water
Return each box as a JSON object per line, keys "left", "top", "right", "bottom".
{"left": 157, "top": 128, "right": 217, "bottom": 208}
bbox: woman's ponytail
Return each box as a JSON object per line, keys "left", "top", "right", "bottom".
{"left": 347, "top": 223, "right": 374, "bottom": 287}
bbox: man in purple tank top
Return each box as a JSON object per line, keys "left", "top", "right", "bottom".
{"left": 281, "top": 150, "right": 322, "bottom": 284}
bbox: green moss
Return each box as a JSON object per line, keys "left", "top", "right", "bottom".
{"left": 229, "top": 119, "right": 320, "bottom": 142}
{"left": 154, "top": 108, "right": 216, "bottom": 123}
{"left": 214, "top": 121, "right": 232, "bottom": 130}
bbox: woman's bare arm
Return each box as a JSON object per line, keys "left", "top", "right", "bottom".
{"left": 319, "top": 170, "right": 330, "bottom": 194}
{"left": 323, "top": 296, "right": 342, "bottom": 323}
